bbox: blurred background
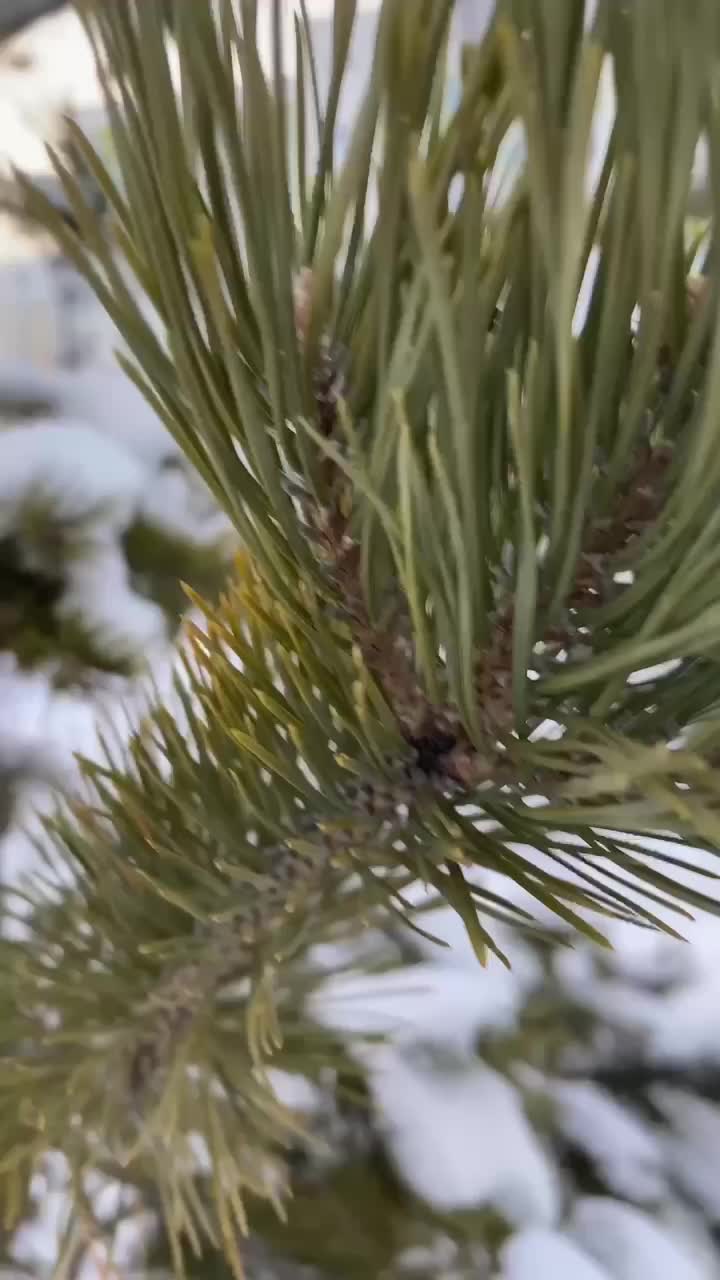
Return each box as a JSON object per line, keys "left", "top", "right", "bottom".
{"left": 1, "top": 4, "right": 720, "bottom": 1279}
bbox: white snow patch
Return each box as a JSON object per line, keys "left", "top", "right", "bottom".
{"left": 10, "top": 1190, "right": 70, "bottom": 1272}
{"left": 313, "top": 961, "right": 525, "bottom": 1053}
{"left": 627, "top": 658, "right": 683, "bottom": 686}
{"left": 369, "top": 1050, "right": 559, "bottom": 1223}
{"left": 0, "top": 640, "right": 182, "bottom": 892}
{"left": 528, "top": 716, "right": 565, "bottom": 742}
{"left": 0, "top": 420, "right": 177, "bottom": 660}
{"left": 559, "top": 966, "right": 665, "bottom": 1037}
{"left": 486, "top": 120, "right": 526, "bottom": 210}
{"left": 549, "top": 1080, "right": 665, "bottom": 1202}
{"left": 569, "top": 1197, "right": 713, "bottom": 1280}
{"left": 652, "top": 1088, "right": 720, "bottom": 1221}
{"left": 0, "top": 98, "right": 48, "bottom": 176}
{"left": 0, "top": 683, "right": 68, "bottom": 790}
{"left": 0, "top": 362, "right": 176, "bottom": 463}
{"left": 0, "top": 420, "right": 146, "bottom": 533}
{"left": 574, "top": 246, "right": 600, "bottom": 336}
{"left": 269, "top": 1069, "right": 324, "bottom": 1114}
{"left": 0, "top": 11, "right": 101, "bottom": 165}
{"left": 667, "top": 910, "right": 720, "bottom": 979}
{"left": 501, "top": 1228, "right": 613, "bottom": 1280}
{"left": 587, "top": 55, "right": 614, "bottom": 197}
{"left": 594, "top": 920, "right": 690, "bottom": 987}
{"left": 139, "top": 463, "right": 230, "bottom": 545}
{"left": 58, "top": 540, "right": 168, "bottom": 658}
{"left": 0, "top": 411, "right": 228, "bottom": 666}
{"left": 649, "top": 978, "right": 720, "bottom": 1065}
{"left": 109, "top": 1209, "right": 157, "bottom": 1270}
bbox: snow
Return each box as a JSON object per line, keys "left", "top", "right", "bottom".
{"left": 0, "top": 10, "right": 100, "bottom": 150}
{"left": 649, "top": 978, "right": 720, "bottom": 1065}
{"left": 0, "top": 419, "right": 145, "bottom": 532}
{"left": 268, "top": 1069, "right": 325, "bottom": 1114}
{"left": 0, "top": 655, "right": 124, "bottom": 773}
{"left": 565, "top": 966, "right": 720, "bottom": 1070}
{"left": 569, "top": 1198, "right": 714, "bottom": 1280}
{"left": 0, "top": 362, "right": 177, "bottom": 462}
{"left": 139, "top": 459, "right": 232, "bottom": 546}
{"left": 57, "top": 539, "right": 168, "bottom": 658}
{"left": 0, "top": 421, "right": 172, "bottom": 661}
{"left": 367, "top": 1048, "right": 559, "bottom": 1222}
{"left": 9, "top": 1155, "right": 152, "bottom": 1280}
{"left": 0, "top": 665, "right": 69, "bottom": 790}
{"left": 0, "top": 400, "right": 228, "bottom": 669}
{"left": 10, "top": 1189, "right": 70, "bottom": 1273}
{"left": 500, "top": 1228, "right": 613, "bottom": 1280}
{"left": 549, "top": 1079, "right": 666, "bottom": 1203}
{"left": 0, "top": 96, "right": 49, "bottom": 176}
{"left": 652, "top": 1089, "right": 720, "bottom": 1221}
{"left": 312, "top": 960, "right": 526, "bottom": 1053}
{"left": 574, "top": 246, "right": 601, "bottom": 336}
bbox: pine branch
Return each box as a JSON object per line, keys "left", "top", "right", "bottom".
{"left": 5, "top": 0, "right": 720, "bottom": 1271}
